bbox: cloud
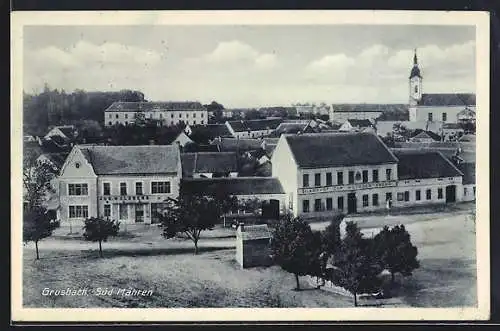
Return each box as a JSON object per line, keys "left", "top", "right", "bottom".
{"left": 28, "top": 41, "right": 162, "bottom": 71}
{"left": 187, "top": 40, "right": 277, "bottom": 69}
{"left": 306, "top": 40, "right": 475, "bottom": 86}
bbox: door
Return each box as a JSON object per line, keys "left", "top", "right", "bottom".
{"left": 347, "top": 193, "right": 357, "bottom": 214}
{"left": 262, "top": 199, "right": 280, "bottom": 220}
{"left": 446, "top": 185, "right": 456, "bottom": 203}
{"left": 135, "top": 204, "right": 144, "bottom": 223}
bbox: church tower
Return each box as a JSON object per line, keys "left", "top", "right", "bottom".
{"left": 408, "top": 49, "right": 422, "bottom": 122}
{"left": 409, "top": 49, "right": 422, "bottom": 106}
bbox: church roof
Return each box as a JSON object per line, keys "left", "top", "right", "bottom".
{"left": 417, "top": 93, "right": 476, "bottom": 107}
{"left": 409, "top": 66, "right": 422, "bottom": 79}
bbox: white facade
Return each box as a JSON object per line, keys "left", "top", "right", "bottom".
{"left": 105, "top": 109, "right": 208, "bottom": 127}
{"left": 409, "top": 105, "right": 476, "bottom": 123}
{"left": 56, "top": 146, "right": 182, "bottom": 226}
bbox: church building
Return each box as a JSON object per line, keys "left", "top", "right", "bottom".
{"left": 408, "top": 50, "right": 476, "bottom": 124}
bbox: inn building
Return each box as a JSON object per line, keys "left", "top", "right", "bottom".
{"left": 56, "top": 144, "right": 182, "bottom": 226}
{"left": 271, "top": 132, "right": 465, "bottom": 218}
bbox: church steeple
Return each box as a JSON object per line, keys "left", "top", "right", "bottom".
{"left": 409, "top": 48, "right": 422, "bottom": 106}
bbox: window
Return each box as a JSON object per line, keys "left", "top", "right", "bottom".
{"left": 125, "top": 121, "right": 128, "bottom": 126}
{"left": 69, "top": 205, "right": 88, "bottom": 218}
{"left": 464, "top": 187, "right": 468, "bottom": 196}
{"left": 187, "top": 114, "right": 189, "bottom": 118}
{"left": 362, "top": 170, "right": 368, "bottom": 183}
{"left": 120, "top": 182, "right": 127, "bottom": 196}
{"left": 337, "top": 196, "right": 344, "bottom": 210}
{"left": 404, "top": 191, "right": 410, "bottom": 201}
{"left": 386, "top": 168, "right": 392, "bottom": 181}
{"left": 303, "top": 200, "right": 310, "bottom": 213}
{"left": 125, "top": 114, "right": 128, "bottom": 119}
{"left": 171, "top": 114, "right": 174, "bottom": 118}
{"left": 135, "top": 182, "right": 143, "bottom": 195}
{"left": 426, "top": 189, "right": 432, "bottom": 200}
{"left": 438, "top": 188, "right": 443, "bottom": 199}
{"left": 160, "top": 113, "right": 163, "bottom": 119}
{"left": 428, "top": 113, "right": 433, "bottom": 121}
{"left": 372, "top": 169, "right": 379, "bottom": 182}
{"left": 135, "top": 204, "right": 144, "bottom": 222}
{"left": 315, "top": 173, "right": 321, "bottom": 187}
{"left": 303, "top": 174, "right": 309, "bottom": 187}
{"left": 314, "top": 199, "right": 322, "bottom": 212}
{"left": 201, "top": 113, "right": 204, "bottom": 118}
{"left": 179, "top": 113, "right": 182, "bottom": 118}
{"left": 193, "top": 113, "right": 196, "bottom": 118}
{"left": 103, "top": 183, "right": 110, "bottom": 196}
{"left": 415, "top": 85, "right": 418, "bottom": 93}
{"left": 201, "top": 120, "right": 204, "bottom": 124}
{"left": 116, "top": 114, "right": 119, "bottom": 119}
{"left": 362, "top": 194, "right": 369, "bottom": 207}
{"left": 108, "top": 121, "right": 112, "bottom": 126}
{"left": 104, "top": 205, "right": 111, "bottom": 218}
{"left": 372, "top": 194, "right": 379, "bottom": 206}
{"left": 397, "top": 193, "right": 404, "bottom": 201}
{"left": 386, "top": 192, "right": 392, "bottom": 201}
{"left": 326, "top": 173, "right": 332, "bottom": 186}
{"left": 109, "top": 114, "right": 112, "bottom": 118}
{"left": 416, "top": 190, "right": 421, "bottom": 201}
{"left": 348, "top": 171, "right": 355, "bottom": 184}
{"left": 337, "top": 171, "right": 344, "bottom": 185}
{"left": 68, "top": 183, "right": 88, "bottom": 196}
{"left": 151, "top": 181, "right": 171, "bottom": 194}
{"left": 442, "top": 113, "right": 447, "bottom": 122}
{"left": 119, "top": 204, "right": 128, "bottom": 220}
{"left": 193, "top": 120, "right": 197, "bottom": 125}
{"left": 473, "top": 187, "right": 476, "bottom": 197}
{"left": 326, "top": 198, "right": 333, "bottom": 211}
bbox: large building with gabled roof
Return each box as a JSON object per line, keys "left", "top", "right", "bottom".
{"left": 271, "top": 131, "right": 465, "bottom": 217}
{"left": 56, "top": 144, "right": 182, "bottom": 225}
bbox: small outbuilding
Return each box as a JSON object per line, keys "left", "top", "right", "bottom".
{"left": 235, "top": 224, "right": 273, "bottom": 268}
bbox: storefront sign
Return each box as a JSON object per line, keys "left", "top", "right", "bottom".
{"left": 299, "top": 180, "right": 397, "bottom": 195}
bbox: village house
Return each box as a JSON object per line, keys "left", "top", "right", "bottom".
{"left": 104, "top": 101, "right": 208, "bottom": 127}
{"left": 44, "top": 125, "right": 78, "bottom": 141}
{"left": 184, "top": 123, "right": 233, "bottom": 144}
{"left": 339, "top": 119, "right": 376, "bottom": 133}
{"left": 440, "top": 123, "right": 465, "bottom": 141}
{"left": 210, "top": 137, "right": 264, "bottom": 155}
{"left": 56, "top": 144, "right": 182, "bottom": 226}
{"left": 271, "top": 132, "right": 465, "bottom": 218}
{"left": 225, "top": 119, "right": 283, "bottom": 139}
{"left": 408, "top": 50, "right": 476, "bottom": 123}
{"left": 329, "top": 106, "right": 383, "bottom": 123}
{"left": 457, "top": 162, "right": 476, "bottom": 202}
{"left": 408, "top": 130, "right": 442, "bottom": 143}
{"left": 181, "top": 152, "right": 239, "bottom": 178}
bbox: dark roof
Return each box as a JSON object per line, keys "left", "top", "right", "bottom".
{"left": 49, "top": 135, "right": 69, "bottom": 146}
{"left": 210, "top": 138, "right": 263, "bottom": 152}
{"left": 227, "top": 119, "right": 283, "bottom": 132}
{"left": 39, "top": 153, "right": 68, "bottom": 169}
{"left": 189, "top": 124, "right": 233, "bottom": 142}
{"left": 181, "top": 152, "right": 238, "bottom": 177}
{"left": 393, "top": 150, "right": 463, "bottom": 180}
{"left": 410, "top": 129, "right": 441, "bottom": 141}
{"left": 417, "top": 94, "right": 476, "bottom": 107}
{"left": 285, "top": 132, "right": 398, "bottom": 169}
{"left": 442, "top": 123, "right": 463, "bottom": 130}
{"left": 275, "top": 122, "right": 309, "bottom": 134}
{"left": 347, "top": 119, "right": 373, "bottom": 128}
{"left": 105, "top": 101, "right": 205, "bottom": 112}
{"left": 55, "top": 126, "right": 76, "bottom": 138}
{"left": 181, "top": 177, "right": 285, "bottom": 196}
{"left": 238, "top": 224, "right": 272, "bottom": 240}
{"left": 409, "top": 65, "right": 422, "bottom": 79}
{"left": 78, "top": 145, "right": 180, "bottom": 175}
{"left": 457, "top": 162, "right": 475, "bottom": 185}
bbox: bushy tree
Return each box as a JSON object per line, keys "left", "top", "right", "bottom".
{"left": 335, "top": 222, "right": 383, "bottom": 306}
{"left": 82, "top": 217, "right": 120, "bottom": 257}
{"left": 270, "top": 215, "right": 318, "bottom": 290}
{"left": 321, "top": 214, "right": 344, "bottom": 256}
{"left": 160, "top": 194, "right": 222, "bottom": 254}
{"left": 23, "top": 150, "right": 58, "bottom": 210}
{"left": 373, "top": 225, "right": 420, "bottom": 283}
{"left": 23, "top": 207, "right": 60, "bottom": 260}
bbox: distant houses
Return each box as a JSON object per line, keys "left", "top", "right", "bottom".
{"left": 181, "top": 152, "right": 239, "bottom": 178}
{"left": 225, "top": 119, "right": 284, "bottom": 139}
{"left": 339, "top": 119, "right": 376, "bottom": 133}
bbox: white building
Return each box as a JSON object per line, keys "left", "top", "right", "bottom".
{"left": 339, "top": 119, "right": 376, "bottom": 133}
{"left": 329, "top": 107, "right": 383, "bottom": 123}
{"left": 181, "top": 152, "right": 239, "bottom": 178}
{"left": 56, "top": 144, "right": 182, "bottom": 226}
{"left": 271, "top": 132, "right": 465, "bottom": 218}
{"left": 104, "top": 101, "right": 208, "bottom": 127}
{"left": 408, "top": 50, "right": 476, "bottom": 123}
{"left": 225, "top": 119, "right": 283, "bottom": 139}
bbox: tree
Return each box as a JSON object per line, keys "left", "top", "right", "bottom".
{"left": 373, "top": 225, "right": 420, "bottom": 283}
{"left": 321, "top": 214, "right": 344, "bottom": 256}
{"left": 335, "top": 221, "right": 383, "bottom": 306}
{"left": 204, "top": 101, "right": 225, "bottom": 123}
{"left": 160, "top": 194, "right": 222, "bottom": 254}
{"left": 82, "top": 217, "right": 120, "bottom": 258}
{"left": 23, "top": 207, "right": 60, "bottom": 260}
{"left": 270, "top": 215, "right": 318, "bottom": 291}
{"left": 23, "top": 149, "right": 58, "bottom": 210}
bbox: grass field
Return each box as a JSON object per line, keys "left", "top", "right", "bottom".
{"left": 23, "top": 203, "right": 477, "bottom": 308}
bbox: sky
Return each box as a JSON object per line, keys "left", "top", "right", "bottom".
{"left": 23, "top": 25, "right": 476, "bottom": 108}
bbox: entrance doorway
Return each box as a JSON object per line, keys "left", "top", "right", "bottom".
{"left": 347, "top": 193, "right": 357, "bottom": 214}
{"left": 446, "top": 185, "right": 456, "bottom": 203}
